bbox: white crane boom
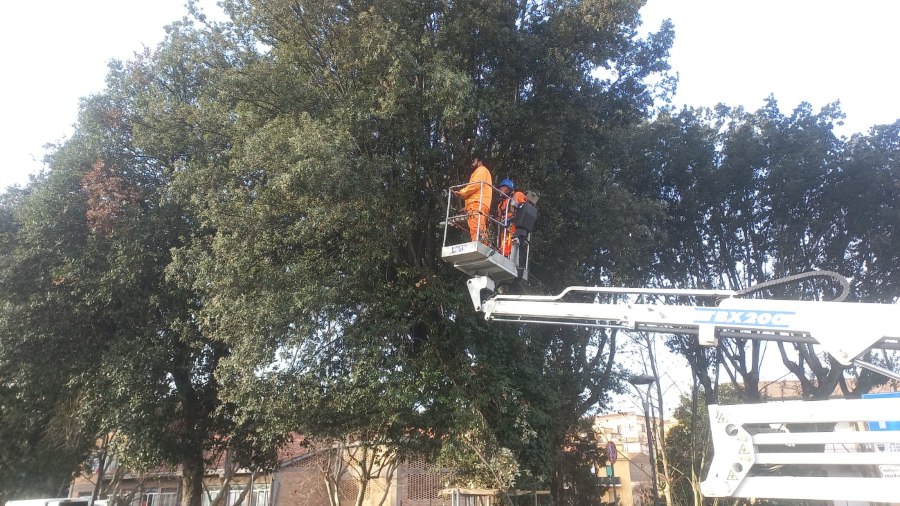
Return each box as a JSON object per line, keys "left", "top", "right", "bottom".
{"left": 468, "top": 276, "right": 900, "bottom": 368}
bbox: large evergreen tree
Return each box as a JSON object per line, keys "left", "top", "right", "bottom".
{"left": 173, "top": 0, "right": 674, "bottom": 499}
{"left": 2, "top": 1, "right": 675, "bottom": 503}
{"left": 622, "top": 100, "right": 900, "bottom": 405}
{"left": 0, "top": 17, "right": 284, "bottom": 506}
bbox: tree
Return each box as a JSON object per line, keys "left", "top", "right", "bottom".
{"left": 0, "top": 16, "right": 285, "bottom": 506}
{"left": 0, "top": 179, "right": 101, "bottom": 503}
{"left": 173, "top": 0, "right": 674, "bottom": 500}
{"left": 553, "top": 419, "right": 609, "bottom": 506}
{"left": 4, "top": 1, "right": 679, "bottom": 503}
{"left": 619, "top": 99, "right": 900, "bottom": 407}
{"left": 708, "top": 100, "right": 898, "bottom": 400}
{"left": 304, "top": 434, "right": 402, "bottom": 506}
{"left": 834, "top": 120, "right": 900, "bottom": 302}
{"left": 438, "top": 407, "right": 522, "bottom": 493}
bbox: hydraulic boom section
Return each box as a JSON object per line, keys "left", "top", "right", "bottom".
{"left": 702, "top": 397, "right": 900, "bottom": 502}
{"left": 468, "top": 275, "right": 900, "bottom": 374}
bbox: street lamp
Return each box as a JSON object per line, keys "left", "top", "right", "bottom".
{"left": 628, "top": 374, "right": 660, "bottom": 506}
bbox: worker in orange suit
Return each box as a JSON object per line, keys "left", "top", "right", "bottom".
{"left": 456, "top": 157, "right": 493, "bottom": 244}
{"left": 496, "top": 178, "right": 527, "bottom": 257}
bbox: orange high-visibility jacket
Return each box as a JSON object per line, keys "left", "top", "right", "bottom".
{"left": 498, "top": 190, "right": 527, "bottom": 256}
{"left": 497, "top": 190, "right": 527, "bottom": 222}
{"left": 458, "top": 165, "right": 493, "bottom": 210}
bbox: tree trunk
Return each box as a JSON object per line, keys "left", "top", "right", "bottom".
{"left": 322, "top": 445, "right": 348, "bottom": 506}
{"left": 181, "top": 456, "right": 205, "bottom": 506}
{"left": 325, "top": 476, "right": 341, "bottom": 506}
{"left": 91, "top": 441, "right": 109, "bottom": 505}
{"left": 374, "top": 459, "right": 399, "bottom": 506}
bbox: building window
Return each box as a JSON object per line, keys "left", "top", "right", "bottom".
{"left": 202, "top": 484, "right": 269, "bottom": 506}
{"left": 227, "top": 488, "right": 242, "bottom": 506}
{"left": 142, "top": 488, "right": 177, "bottom": 506}
{"left": 159, "top": 489, "right": 178, "bottom": 506}
{"left": 202, "top": 487, "right": 220, "bottom": 506}
{"left": 141, "top": 489, "right": 157, "bottom": 506}
{"left": 250, "top": 484, "right": 270, "bottom": 506}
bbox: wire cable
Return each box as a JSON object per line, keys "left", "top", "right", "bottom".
{"left": 735, "top": 270, "right": 850, "bottom": 302}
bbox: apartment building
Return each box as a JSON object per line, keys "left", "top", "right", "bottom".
{"left": 68, "top": 442, "right": 453, "bottom": 506}
{"left": 593, "top": 412, "right": 664, "bottom": 506}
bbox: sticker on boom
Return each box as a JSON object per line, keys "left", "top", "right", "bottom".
{"left": 693, "top": 308, "right": 794, "bottom": 328}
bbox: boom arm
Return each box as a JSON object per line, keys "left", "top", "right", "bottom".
{"left": 468, "top": 276, "right": 900, "bottom": 371}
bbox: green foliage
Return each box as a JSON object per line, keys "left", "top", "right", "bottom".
{"left": 3, "top": 1, "right": 675, "bottom": 503}
{"left": 837, "top": 121, "right": 900, "bottom": 301}
{"left": 172, "top": 0, "right": 673, "bottom": 496}
{"left": 0, "top": 176, "right": 98, "bottom": 502}
{"left": 620, "top": 100, "right": 900, "bottom": 403}
{"left": 0, "top": 16, "right": 283, "bottom": 506}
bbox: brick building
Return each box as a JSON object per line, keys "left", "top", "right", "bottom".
{"left": 69, "top": 442, "right": 455, "bottom": 506}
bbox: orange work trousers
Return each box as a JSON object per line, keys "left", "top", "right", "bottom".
{"left": 501, "top": 224, "right": 517, "bottom": 257}
{"left": 466, "top": 204, "right": 489, "bottom": 244}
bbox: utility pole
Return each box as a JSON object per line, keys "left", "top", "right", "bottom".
{"left": 629, "top": 374, "right": 660, "bottom": 506}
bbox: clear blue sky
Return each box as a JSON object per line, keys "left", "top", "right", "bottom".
{"left": 2, "top": 0, "right": 898, "bottom": 192}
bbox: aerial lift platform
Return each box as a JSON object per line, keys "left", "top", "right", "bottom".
{"left": 441, "top": 181, "right": 537, "bottom": 283}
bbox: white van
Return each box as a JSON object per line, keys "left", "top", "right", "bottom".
{"left": 5, "top": 498, "right": 96, "bottom": 506}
